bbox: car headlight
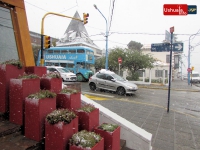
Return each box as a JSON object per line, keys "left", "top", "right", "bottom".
{"left": 127, "top": 85, "right": 133, "bottom": 89}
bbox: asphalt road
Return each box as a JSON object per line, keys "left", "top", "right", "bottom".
{"left": 80, "top": 82, "right": 200, "bottom": 119}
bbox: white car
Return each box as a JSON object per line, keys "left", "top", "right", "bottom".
{"left": 89, "top": 69, "right": 138, "bottom": 95}
{"left": 46, "top": 66, "right": 77, "bottom": 82}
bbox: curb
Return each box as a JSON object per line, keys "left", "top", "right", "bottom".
{"left": 137, "top": 85, "right": 200, "bottom": 92}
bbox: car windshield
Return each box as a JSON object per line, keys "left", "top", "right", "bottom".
{"left": 57, "top": 68, "right": 70, "bottom": 73}
{"left": 111, "top": 73, "right": 126, "bottom": 81}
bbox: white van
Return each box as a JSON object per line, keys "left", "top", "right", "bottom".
{"left": 46, "top": 66, "right": 77, "bottom": 82}
{"left": 191, "top": 71, "right": 200, "bottom": 83}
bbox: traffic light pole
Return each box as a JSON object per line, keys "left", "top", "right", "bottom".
{"left": 40, "top": 12, "right": 83, "bottom": 66}
{"left": 94, "top": 5, "right": 109, "bottom": 70}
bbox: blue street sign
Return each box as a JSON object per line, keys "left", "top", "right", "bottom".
{"left": 151, "top": 43, "right": 183, "bottom": 52}
{"left": 151, "top": 43, "right": 170, "bottom": 52}
{"left": 173, "top": 43, "right": 183, "bottom": 52}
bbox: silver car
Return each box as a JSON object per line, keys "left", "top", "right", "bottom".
{"left": 89, "top": 69, "right": 138, "bottom": 95}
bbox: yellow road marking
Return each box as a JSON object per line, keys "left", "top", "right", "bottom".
{"left": 84, "top": 94, "right": 109, "bottom": 101}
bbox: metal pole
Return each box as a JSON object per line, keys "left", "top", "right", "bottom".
{"left": 167, "top": 32, "right": 173, "bottom": 112}
{"left": 188, "top": 36, "right": 191, "bottom": 85}
{"left": 40, "top": 35, "right": 44, "bottom": 66}
{"left": 94, "top": 4, "right": 108, "bottom": 70}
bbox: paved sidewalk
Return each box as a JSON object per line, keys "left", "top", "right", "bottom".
{"left": 90, "top": 79, "right": 200, "bottom": 150}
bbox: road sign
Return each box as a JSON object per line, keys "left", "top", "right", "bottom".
{"left": 118, "top": 57, "right": 122, "bottom": 64}
{"left": 165, "top": 30, "right": 174, "bottom": 43}
{"left": 151, "top": 43, "right": 184, "bottom": 52}
{"left": 173, "top": 43, "right": 183, "bottom": 52}
{"left": 187, "top": 68, "right": 191, "bottom": 72}
{"left": 151, "top": 43, "right": 170, "bottom": 52}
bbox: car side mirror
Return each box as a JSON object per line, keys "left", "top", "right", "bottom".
{"left": 111, "top": 79, "right": 116, "bottom": 82}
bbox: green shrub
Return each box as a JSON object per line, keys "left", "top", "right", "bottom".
{"left": 1, "top": 59, "right": 23, "bottom": 69}
{"left": 98, "top": 123, "right": 118, "bottom": 132}
{"left": 60, "top": 87, "right": 78, "bottom": 94}
{"left": 126, "top": 72, "right": 139, "bottom": 81}
{"left": 69, "top": 130, "right": 102, "bottom": 148}
{"left": 28, "top": 90, "right": 56, "bottom": 99}
{"left": 78, "top": 104, "right": 96, "bottom": 113}
{"left": 18, "top": 73, "right": 39, "bottom": 79}
{"left": 46, "top": 109, "right": 76, "bottom": 124}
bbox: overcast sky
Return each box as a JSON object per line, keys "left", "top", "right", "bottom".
{"left": 24, "top": 0, "right": 200, "bottom": 74}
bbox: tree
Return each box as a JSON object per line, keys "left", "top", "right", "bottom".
{"left": 108, "top": 47, "right": 125, "bottom": 72}
{"left": 127, "top": 41, "right": 143, "bottom": 50}
{"left": 94, "top": 56, "right": 105, "bottom": 71}
{"left": 123, "top": 49, "right": 155, "bottom": 80}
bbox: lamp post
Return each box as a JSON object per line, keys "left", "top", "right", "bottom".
{"left": 188, "top": 33, "right": 200, "bottom": 85}
{"left": 94, "top": 4, "right": 109, "bottom": 70}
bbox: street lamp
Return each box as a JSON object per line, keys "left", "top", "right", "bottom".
{"left": 188, "top": 33, "right": 200, "bottom": 85}
{"left": 94, "top": 4, "right": 109, "bottom": 70}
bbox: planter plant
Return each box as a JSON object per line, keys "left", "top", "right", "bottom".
{"left": 45, "top": 109, "right": 78, "bottom": 150}
{"left": 94, "top": 123, "right": 120, "bottom": 150}
{"left": 77, "top": 104, "right": 99, "bottom": 131}
{"left": 0, "top": 59, "right": 24, "bottom": 113}
{"left": 69, "top": 130, "right": 104, "bottom": 150}
{"left": 57, "top": 87, "right": 81, "bottom": 110}
{"left": 40, "top": 72, "right": 62, "bottom": 94}
{"left": 25, "top": 90, "right": 56, "bottom": 142}
{"left": 9, "top": 73, "right": 40, "bottom": 126}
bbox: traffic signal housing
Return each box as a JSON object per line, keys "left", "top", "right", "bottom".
{"left": 191, "top": 66, "right": 194, "bottom": 71}
{"left": 83, "top": 13, "right": 89, "bottom": 25}
{"left": 44, "top": 35, "right": 51, "bottom": 49}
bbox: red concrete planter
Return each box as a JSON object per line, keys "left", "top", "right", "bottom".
{"left": 9, "top": 78, "right": 40, "bottom": 125}
{"left": 56, "top": 92, "right": 81, "bottom": 110}
{"left": 40, "top": 78, "right": 62, "bottom": 94}
{"left": 77, "top": 108, "right": 99, "bottom": 131}
{"left": 94, "top": 125, "right": 120, "bottom": 150}
{"left": 25, "top": 97, "right": 56, "bottom": 142}
{"left": 25, "top": 66, "right": 47, "bottom": 77}
{"left": 45, "top": 117, "right": 78, "bottom": 150}
{"left": 69, "top": 138, "right": 104, "bottom": 150}
{"left": 0, "top": 64, "right": 24, "bottom": 113}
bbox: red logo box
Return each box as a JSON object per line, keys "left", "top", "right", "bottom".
{"left": 163, "top": 4, "right": 188, "bottom": 15}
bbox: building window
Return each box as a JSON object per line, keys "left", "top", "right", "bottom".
{"left": 155, "top": 70, "right": 168, "bottom": 77}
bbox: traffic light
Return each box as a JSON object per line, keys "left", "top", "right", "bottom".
{"left": 83, "top": 13, "right": 89, "bottom": 25}
{"left": 191, "top": 66, "right": 194, "bottom": 71}
{"left": 44, "top": 35, "right": 51, "bottom": 49}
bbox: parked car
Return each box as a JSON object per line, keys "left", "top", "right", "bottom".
{"left": 89, "top": 69, "right": 138, "bottom": 95}
{"left": 46, "top": 66, "right": 77, "bottom": 82}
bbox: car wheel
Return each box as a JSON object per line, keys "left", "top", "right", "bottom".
{"left": 89, "top": 83, "right": 96, "bottom": 91}
{"left": 117, "top": 87, "right": 126, "bottom": 95}
{"left": 77, "top": 74, "right": 84, "bottom": 82}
